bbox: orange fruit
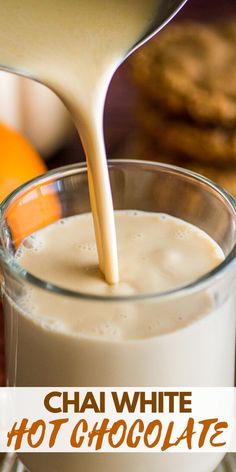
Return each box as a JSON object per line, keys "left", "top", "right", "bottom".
{"left": 0, "top": 122, "right": 47, "bottom": 202}
{"left": 0, "top": 123, "right": 61, "bottom": 246}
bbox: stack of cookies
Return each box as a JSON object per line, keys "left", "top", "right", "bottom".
{"left": 130, "top": 20, "right": 236, "bottom": 196}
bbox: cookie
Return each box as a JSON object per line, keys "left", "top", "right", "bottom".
{"left": 183, "top": 162, "right": 236, "bottom": 197}
{"left": 137, "top": 102, "right": 236, "bottom": 164}
{"left": 130, "top": 21, "right": 236, "bottom": 126}
{"left": 139, "top": 137, "right": 236, "bottom": 197}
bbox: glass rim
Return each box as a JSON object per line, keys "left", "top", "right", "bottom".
{"left": 1, "top": 159, "right": 236, "bottom": 303}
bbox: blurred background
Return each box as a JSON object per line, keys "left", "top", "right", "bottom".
{"left": 0, "top": 0, "right": 236, "bottom": 388}
{"left": 0, "top": 0, "right": 235, "bottom": 171}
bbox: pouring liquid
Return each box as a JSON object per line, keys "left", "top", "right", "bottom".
{"left": 0, "top": 0, "right": 158, "bottom": 284}
{"left": 2, "top": 7, "right": 236, "bottom": 472}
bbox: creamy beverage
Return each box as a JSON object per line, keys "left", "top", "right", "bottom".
{"left": 0, "top": 2, "right": 235, "bottom": 472}
{"left": 0, "top": 0, "right": 159, "bottom": 284}
{"left": 3, "top": 210, "right": 235, "bottom": 472}
{"left": 14, "top": 211, "right": 225, "bottom": 298}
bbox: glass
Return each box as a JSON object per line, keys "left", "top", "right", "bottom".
{"left": 0, "top": 160, "right": 236, "bottom": 472}
{"left": 1, "top": 452, "right": 236, "bottom": 472}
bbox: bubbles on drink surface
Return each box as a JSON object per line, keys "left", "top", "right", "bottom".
{"left": 40, "top": 318, "right": 67, "bottom": 332}
{"left": 19, "top": 288, "right": 37, "bottom": 316}
{"left": 13, "top": 211, "right": 225, "bottom": 340}
{"left": 16, "top": 234, "right": 44, "bottom": 257}
{"left": 133, "top": 232, "right": 144, "bottom": 240}
{"left": 56, "top": 219, "right": 66, "bottom": 225}
{"left": 77, "top": 243, "right": 96, "bottom": 252}
{"left": 175, "top": 229, "right": 189, "bottom": 240}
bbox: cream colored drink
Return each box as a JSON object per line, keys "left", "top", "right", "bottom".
{"left": 0, "top": 0, "right": 159, "bottom": 284}
{"left": 3, "top": 211, "right": 235, "bottom": 472}
{"left": 0, "top": 2, "right": 234, "bottom": 472}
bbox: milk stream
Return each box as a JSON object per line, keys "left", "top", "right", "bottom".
{"left": 0, "top": 0, "right": 158, "bottom": 283}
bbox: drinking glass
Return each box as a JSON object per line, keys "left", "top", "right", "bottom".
{"left": 0, "top": 160, "right": 236, "bottom": 472}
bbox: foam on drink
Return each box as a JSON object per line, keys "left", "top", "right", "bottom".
{"left": 4, "top": 211, "right": 234, "bottom": 472}
{"left": 16, "top": 211, "right": 224, "bottom": 298}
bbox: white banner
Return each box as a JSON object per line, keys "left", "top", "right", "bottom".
{"left": 0, "top": 387, "right": 236, "bottom": 453}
